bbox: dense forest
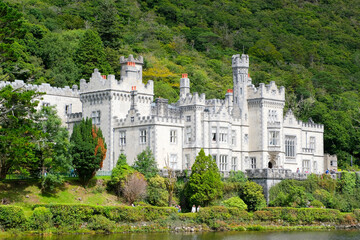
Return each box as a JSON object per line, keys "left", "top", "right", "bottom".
{"left": 0, "top": 0, "right": 359, "bottom": 167}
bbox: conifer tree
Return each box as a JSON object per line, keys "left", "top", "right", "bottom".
{"left": 70, "top": 118, "right": 106, "bottom": 185}
{"left": 75, "top": 30, "right": 112, "bottom": 79}
{"left": 186, "top": 149, "right": 223, "bottom": 206}
{"left": 133, "top": 147, "right": 158, "bottom": 179}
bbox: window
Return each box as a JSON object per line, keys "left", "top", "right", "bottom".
{"left": 310, "top": 137, "right": 316, "bottom": 150}
{"left": 185, "top": 154, "right": 190, "bottom": 169}
{"left": 219, "top": 128, "right": 227, "bottom": 143}
{"left": 250, "top": 157, "right": 256, "bottom": 169}
{"left": 131, "top": 117, "right": 134, "bottom": 122}
{"left": 140, "top": 129, "right": 147, "bottom": 144}
{"left": 269, "top": 131, "right": 279, "bottom": 146}
{"left": 231, "top": 157, "right": 237, "bottom": 171}
{"left": 212, "top": 155, "right": 217, "bottom": 166}
{"left": 91, "top": 110, "right": 100, "bottom": 125}
{"left": 170, "top": 130, "right": 177, "bottom": 143}
{"left": 239, "top": 88, "right": 242, "bottom": 95}
{"left": 285, "top": 136, "right": 296, "bottom": 157}
{"left": 212, "top": 127, "right": 217, "bottom": 142}
{"left": 119, "top": 131, "right": 126, "bottom": 146}
{"left": 302, "top": 160, "right": 310, "bottom": 173}
{"left": 219, "top": 155, "right": 228, "bottom": 171}
{"left": 186, "top": 116, "right": 191, "bottom": 122}
{"left": 231, "top": 130, "right": 236, "bottom": 146}
{"left": 42, "top": 102, "right": 50, "bottom": 107}
{"left": 65, "top": 104, "right": 72, "bottom": 114}
{"left": 186, "top": 126, "right": 192, "bottom": 143}
{"left": 170, "top": 154, "right": 177, "bottom": 169}
{"left": 244, "top": 134, "right": 248, "bottom": 144}
{"left": 268, "top": 110, "right": 277, "bottom": 122}
{"left": 313, "top": 161, "right": 318, "bottom": 173}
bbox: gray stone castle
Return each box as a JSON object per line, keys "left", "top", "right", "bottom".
{"left": 1, "top": 54, "right": 337, "bottom": 174}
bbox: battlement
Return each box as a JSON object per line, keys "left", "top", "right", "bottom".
{"left": 232, "top": 54, "right": 249, "bottom": 68}
{"left": 119, "top": 54, "right": 144, "bottom": 65}
{"left": 179, "top": 92, "right": 206, "bottom": 106}
{"left": 0, "top": 80, "right": 80, "bottom": 98}
{"left": 115, "top": 115, "right": 183, "bottom": 126}
{"left": 248, "top": 81, "right": 285, "bottom": 101}
{"left": 80, "top": 69, "right": 153, "bottom": 96}
{"left": 301, "top": 118, "right": 324, "bottom": 130}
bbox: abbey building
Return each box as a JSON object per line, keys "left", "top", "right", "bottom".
{"left": 2, "top": 54, "right": 336, "bottom": 173}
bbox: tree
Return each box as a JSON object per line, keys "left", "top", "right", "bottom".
{"left": 70, "top": 118, "right": 106, "bottom": 185}
{"left": 185, "top": 149, "right": 223, "bottom": 206}
{"left": 75, "top": 30, "right": 112, "bottom": 79}
{"left": 122, "top": 172, "right": 147, "bottom": 204}
{"left": 133, "top": 147, "right": 158, "bottom": 179}
{"left": 239, "top": 181, "right": 266, "bottom": 211}
{"left": 147, "top": 175, "right": 168, "bottom": 206}
{"left": 109, "top": 153, "right": 134, "bottom": 196}
{"left": 0, "top": 85, "right": 42, "bottom": 179}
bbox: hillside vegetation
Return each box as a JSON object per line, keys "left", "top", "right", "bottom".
{"left": 0, "top": 0, "right": 360, "bottom": 167}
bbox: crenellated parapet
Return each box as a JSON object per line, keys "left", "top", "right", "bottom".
{"left": 248, "top": 81, "right": 285, "bottom": 101}
{"left": 246, "top": 168, "right": 310, "bottom": 180}
{"left": 79, "top": 68, "right": 154, "bottom": 96}
{"left": 179, "top": 92, "right": 206, "bottom": 106}
{"left": 0, "top": 80, "right": 80, "bottom": 97}
{"left": 283, "top": 109, "right": 323, "bottom": 131}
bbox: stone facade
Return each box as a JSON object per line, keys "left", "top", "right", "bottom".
{"left": 2, "top": 54, "right": 332, "bottom": 174}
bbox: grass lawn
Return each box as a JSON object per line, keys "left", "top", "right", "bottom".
{"left": 0, "top": 177, "right": 121, "bottom": 207}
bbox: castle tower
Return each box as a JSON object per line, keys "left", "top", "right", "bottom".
{"left": 232, "top": 54, "right": 250, "bottom": 120}
{"left": 120, "top": 55, "right": 144, "bottom": 83}
{"left": 180, "top": 73, "right": 190, "bottom": 99}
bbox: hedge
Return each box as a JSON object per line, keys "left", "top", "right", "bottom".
{"left": 197, "top": 206, "right": 251, "bottom": 224}
{"left": 0, "top": 205, "right": 27, "bottom": 229}
{"left": 33, "top": 204, "right": 177, "bottom": 225}
{"left": 254, "top": 207, "right": 341, "bottom": 223}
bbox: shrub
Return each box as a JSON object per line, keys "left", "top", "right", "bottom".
{"left": 41, "top": 173, "right": 64, "bottom": 193}
{"left": 239, "top": 181, "right": 266, "bottom": 211}
{"left": 226, "top": 171, "right": 247, "bottom": 183}
{"left": 0, "top": 205, "right": 26, "bottom": 229}
{"left": 108, "top": 162, "right": 134, "bottom": 196}
{"left": 310, "top": 200, "right": 324, "bottom": 208}
{"left": 147, "top": 175, "right": 168, "bottom": 206}
{"left": 87, "top": 215, "right": 115, "bottom": 232}
{"left": 197, "top": 206, "right": 250, "bottom": 225}
{"left": 33, "top": 204, "right": 101, "bottom": 228}
{"left": 30, "top": 207, "right": 53, "bottom": 230}
{"left": 222, "top": 197, "right": 247, "bottom": 211}
{"left": 123, "top": 172, "right": 147, "bottom": 204}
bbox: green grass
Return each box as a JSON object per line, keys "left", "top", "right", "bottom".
{"left": 0, "top": 178, "right": 120, "bottom": 207}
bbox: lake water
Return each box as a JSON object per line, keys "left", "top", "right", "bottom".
{"left": 3, "top": 231, "right": 360, "bottom": 240}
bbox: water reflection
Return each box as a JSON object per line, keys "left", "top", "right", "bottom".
{"left": 3, "top": 230, "right": 360, "bottom": 240}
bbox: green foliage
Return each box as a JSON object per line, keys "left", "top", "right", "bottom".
{"left": 147, "top": 175, "right": 169, "bottom": 207}
{"left": 269, "top": 174, "right": 360, "bottom": 212}
{"left": 0, "top": 205, "right": 26, "bottom": 229}
{"left": 1, "top": 0, "right": 360, "bottom": 167}
{"left": 133, "top": 147, "right": 158, "bottom": 179}
{"left": 75, "top": 29, "right": 112, "bottom": 79}
{"left": 196, "top": 206, "right": 250, "bottom": 227}
{"left": 109, "top": 161, "right": 134, "bottom": 196}
{"left": 0, "top": 85, "right": 43, "bottom": 179}
{"left": 87, "top": 215, "right": 115, "bottom": 232}
{"left": 30, "top": 207, "right": 53, "bottom": 230}
{"left": 41, "top": 173, "right": 64, "bottom": 193}
{"left": 35, "top": 106, "right": 72, "bottom": 174}
{"left": 70, "top": 118, "right": 107, "bottom": 186}
{"left": 311, "top": 200, "right": 325, "bottom": 208}
{"left": 255, "top": 207, "right": 341, "bottom": 224}
{"left": 239, "top": 181, "right": 266, "bottom": 212}
{"left": 185, "top": 149, "right": 223, "bottom": 206}
{"left": 222, "top": 197, "right": 247, "bottom": 211}
{"left": 226, "top": 171, "right": 247, "bottom": 183}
